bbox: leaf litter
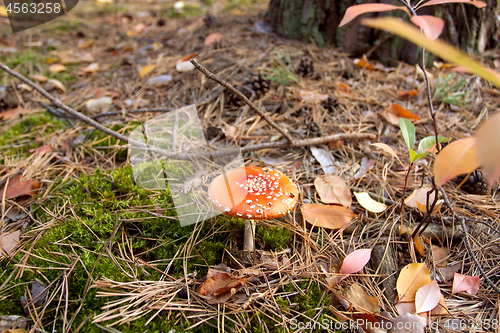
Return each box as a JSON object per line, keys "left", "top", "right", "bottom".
{"left": 0, "top": 0, "right": 499, "bottom": 332}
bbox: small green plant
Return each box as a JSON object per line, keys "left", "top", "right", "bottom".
{"left": 267, "top": 51, "right": 298, "bottom": 86}
{"left": 433, "top": 72, "right": 471, "bottom": 107}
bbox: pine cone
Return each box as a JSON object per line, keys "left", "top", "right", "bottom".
{"left": 225, "top": 84, "right": 253, "bottom": 107}
{"left": 243, "top": 73, "right": 271, "bottom": 98}
{"left": 453, "top": 169, "right": 489, "bottom": 195}
{"left": 296, "top": 56, "right": 314, "bottom": 77}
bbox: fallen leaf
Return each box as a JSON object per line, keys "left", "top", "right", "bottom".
{"left": 396, "top": 263, "right": 431, "bottom": 303}
{"left": 354, "top": 192, "right": 387, "bottom": 213}
{"left": 310, "top": 146, "right": 336, "bottom": 174}
{"left": 413, "top": 234, "right": 426, "bottom": 256}
{"left": 346, "top": 282, "right": 380, "bottom": 313}
{"left": 398, "top": 90, "right": 418, "bottom": 98}
{"left": 410, "top": 15, "right": 444, "bottom": 41}
{"left": 47, "top": 79, "right": 66, "bottom": 93}
{"left": 340, "top": 249, "right": 372, "bottom": 274}
{"left": 372, "top": 142, "right": 403, "bottom": 166}
{"left": 29, "top": 144, "right": 52, "bottom": 156}
{"left": 431, "top": 246, "right": 449, "bottom": 267}
{"left": 394, "top": 301, "right": 415, "bottom": 315}
{"left": 383, "top": 104, "right": 420, "bottom": 125}
{"left": 404, "top": 186, "right": 435, "bottom": 209}
{"left": 139, "top": 64, "right": 155, "bottom": 78}
{"left": 437, "top": 263, "right": 461, "bottom": 281}
{"left": 381, "top": 312, "right": 426, "bottom": 333}
{"left": 451, "top": 273, "right": 480, "bottom": 295}
{"left": 415, "top": 280, "right": 441, "bottom": 313}
{"left": 433, "top": 137, "right": 480, "bottom": 187}
{"left": 198, "top": 272, "right": 246, "bottom": 304}
{"left": 78, "top": 39, "right": 94, "bottom": 49}
{"left": 314, "top": 175, "right": 352, "bottom": 207}
{"left": 430, "top": 293, "right": 449, "bottom": 316}
{"left": 147, "top": 75, "right": 172, "bottom": 87}
{"left": 17, "top": 84, "right": 33, "bottom": 92}
{"left": 0, "top": 230, "right": 20, "bottom": 258}
{"left": 351, "top": 313, "right": 381, "bottom": 333}
{"left": 353, "top": 55, "right": 374, "bottom": 70}
{"left": 58, "top": 53, "right": 82, "bottom": 65}
{"left": 0, "top": 175, "right": 41, "bottom": 200}
{"left": 20, "top": 281, "right": 49, "bottom": 314}
{"left": 86, "top": 97, "right": 113, "bottom": 114}
{"left": 337, "top": 82, "right": 351, "bottom": 94}
{"left": 301, "top": 203, "right": 356, "bottom": 230}
{"left": 45, "top": 57, "right": 58, "bottom": 64}
{"left": 80, "top": 62, "right": 100, "bottom": 73}
{"left": 31, "top": 74, "right": 48, "bottom": 82}
{"left": 49, "top": 64, "right": 66, "bottom": 73}
{"left": 94, "top": 88, "right": 120, "bottom": 99}
{"left": 204, "top": 32, "right": 223, "bottom": 46}
{"left": 0, "top": 107, "right": 24, "bottom": 120}
{"left": 339, "top": 3, "right": 408, "bottom": 27}
{"left": 354, "top": 157, "right": 375, "bottom": 179}
{"left": 475, "top": 112, "right": 500, "bottom": 186}
{"left": 416, "top": 199, "right": 443, "bottom": 214}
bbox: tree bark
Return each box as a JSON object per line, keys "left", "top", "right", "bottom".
{"left": 266, "top": 0, "right": 499, "bottom": 65}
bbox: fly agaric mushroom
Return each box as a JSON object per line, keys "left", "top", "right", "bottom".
{"left": 208, "top": 166, "right": 299, "bottom": 252}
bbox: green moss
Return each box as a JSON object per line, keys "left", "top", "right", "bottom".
{"left": 257, "top": 225, "right": 292, "bottom": 251}
{"left": 0, "top": 52, "right": 49, "bottom": 81}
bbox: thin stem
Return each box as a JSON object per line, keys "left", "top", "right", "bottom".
{"left": 400, "top": 163, "right": 414, "bottom": 214}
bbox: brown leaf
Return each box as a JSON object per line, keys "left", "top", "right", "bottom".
{"left": 431, "top": 246, "right": 449, "bottom": 267}
{"left": 0, "top": 175, "right": 41, "bottom": 200}
{"left": 314, "top": 175, "right": 351, "bottom": 207}
{"left": 29, "top": 144, "right": 52, "bottom": 156}
{"left": 0, "top": 107, "right": 24, "bottom": 120}
{"left": 353, "top": 55, "right": 374, "bottom": 70}
{"left": 404, "top": 186, "right": 435, "bottom": 209}
{"left": 337, "top": 82, "right": 351, "bottom": 94}
{"left": 204, "top": 32, "right": 223, "bottom": 46}
{"left": 396, "top": 263, "right": 431, "bottom": 303}
{"left": 198, "top": 272, "right": 247, "bottom": 304}
{"left": 301, "top": 203, "right": 356, "bottom": 229}
{"left": 0, "top": 230, "right": 20, "bottom": 257}
{"left": 382, "top": 103, "right": 420, "bottom": 125}
{"left": 346, "top": 282, "right": 380, "bottom": 313}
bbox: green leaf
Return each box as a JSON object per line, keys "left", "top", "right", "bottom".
{"left": 418, "top": 136, "right": 451, "bottom": 152}
{"left": 409, "top": 149, "right": 429, "bottom": 163}
{"left": 399, "top": 117, "right": 415, "bottom": 149}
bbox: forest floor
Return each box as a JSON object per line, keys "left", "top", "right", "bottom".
{"left": 0, "top": 0, "right": 499, "bottom": 332}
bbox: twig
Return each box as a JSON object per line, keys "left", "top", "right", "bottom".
{"left": 190, "top": 59, "right": 295, "bottom": 143}
{"left": 0, "top": 61, "right": 375, "bottom": 160}
{"left": 439, "top": 188, "right": 500, "bottom": 294}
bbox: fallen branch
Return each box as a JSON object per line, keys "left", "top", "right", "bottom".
{"left": 0, "top": 61, "right": 375, "bottom": 160}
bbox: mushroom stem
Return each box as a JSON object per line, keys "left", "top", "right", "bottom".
{"left": 243, "top": 219, "right": 256, "bottom": 252}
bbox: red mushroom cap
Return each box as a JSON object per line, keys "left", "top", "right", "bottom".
{"left": 208, "top": 166, "right": 299, "bottom": 220}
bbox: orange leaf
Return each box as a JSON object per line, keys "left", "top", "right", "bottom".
{"left": 314, "top": 175, "right": 352, "bottom": 207}
{"left": 475, "top": 112, "right": 500, "bottom": 186}
{"left": 0, "top": 107, "right": 24, "bottom": 120}
{"left": 410, "top": 15, "right": 444, "bottom": 41}
{"left": 346, "top": 283, "right": 380, "bottom": 313}
{"left": 418, "top": 0, "right": 486, "bottom": 9}
{"left": 415, "top": 280, "right": 441, "bottom": 313}
{"left": 383, "top": 103, "right": 420, "bottom": 125}
{"left": 0, "top": 175, "right": 41, "bottom": 200}
{"left": 204, "top": 32, "right": 223, "bottom": 46}
{"left": 452, "top": 273, "right": 480, "bottom": 295}
{"left": 340, "top": 249, "right": 372, "bottom": 274}
{"left": 433, "top": 137, "right": 480, "bottom": 187}
{"left": 182, "top": 53, "right": 199, "bottom": 62}
{"left": 339, "top": 3, "right": 408, "bottom": 27}
{"left": 353, "top": 56, "right": 374, "bottom": 70}
{"left": 396, "top": 263, "right": 431, "bottom": 302}
{"left": 301, "top": 203, "right": 356, "bottom": 230}
{"left": 398, "top": 89, "right": 418, "bottom": 98}
{"left": 413, "top": 234, "right": 426, "bottom": 256}
{"left": 29, "top": 144, "right": 52, "bottom": 156}
{"left": 337, "top": 82, "right": 351, "bottom": 94}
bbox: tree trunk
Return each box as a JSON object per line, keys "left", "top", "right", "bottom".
{"left": 266, "top": 0, "right": 499, "bottom": 65}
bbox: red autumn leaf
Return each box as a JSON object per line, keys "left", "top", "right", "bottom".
{"left": 339, "top": 3, "right": 408, "bottom": 27}
{"left": 415, "top": 280, "right": 442, "bottom": 313}
{"left": 418, "top": 0, "right": 486, "bottom": 9}
{"left": 29, "top": 144, "right": 52, "bottom": 156}
{"left": 0, "top": 175, "right": 41, "bottom": 200}
{"left": 411, "top": 15, "right": 445, "bottom": 40}
{"left": 340, "top": 249, "right": 372, "bottom": 274}
{"left": 433, "top": 137, "right": 481, "bottom": 187}
{"left": 452, "top": 273, "right": 480, "bottom": 295}
{"left": 382, "top": 103, "right": 420, "bottom": 125}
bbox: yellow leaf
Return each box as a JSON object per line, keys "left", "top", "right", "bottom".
{"left": 301, "top": 204, "right": 356, "bottom": 230}
{"left": 475, "top": 112, "right": 500, "bottom": 186}
{"left": 48, "top": 79, "right": 66, "bottom": 93}
{"left": 45, "top": 57, "right": 59, "bottom": 64}
{"left": 433, "top": 137, "right": 480, "bottom": 187}
{"left": 139, "top": 65, "right": 155, "bottom": 78}
{"left": 362, "top": 18, "right": 500, "bottom": 88}
{"left": 354, "top": 192, "right": 387, "bottom": 213}
{"left": 0, "top": 6, "right": 8, "bottom": 17}
{"left": 396, "top": 263, "right": 431, "bottom": 303}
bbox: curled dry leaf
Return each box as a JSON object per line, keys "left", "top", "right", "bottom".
{"left": 383, "top": 103, "right": 421, "bottom": 125}
{"left": 314, "top": 175, "right": 351, "bottom": 207}
{"left": 29, "top": 144, "right": 52, "bottom": 156}
{"left": 198, "top": 272, "right": 247, "bottom": 304}
{"left": 452, "top": 273, "right": 480, "bottom": 295}
{"left": 354, "top": 157, "right": 375, "bottom": 179}
{"left": 139, "top": 64, "right": 155, "bottom": 78}
{"left": 301, "top": 203, "right": 356, "bottom": 230}
{"left": 475, "top": 112, "right": 500, "bottom": 186}
{"left": 0, "top": 175, "right": 41, "bottom": 200}
{"left": 354, "top": 192, "right": 387, "bottom": 213}
{"left": 346, "top": 282, "right": 380, "bottom": 313}
{"left": 47, "top": 79, "right": 66, "bottom": 93}
{"left": 310, "top": 146, "right": 336, "bottom": 174}
{"left": 80, "top": 62, "right": 100, "bottom": 73}
{"left": 413, "top": 234, "right": 426, "bottom": 256}
{"left": 86, "top": 97, "right": 112, "bottom": 114}
{"left": 0, "top": 230, "right": 20, "bottom": 258}
{"left": 371, "top": 142, "right": 403, "bottom": 166}
{"left": 415, "top": 280, "right": 441, "bottom": 313}
{"left": 396, "top": 263, "right": 431, "bottom": 303}
{"left": 433, "top": 137, "right": 480, "bottom": 187}
{"left": 340, "top": 249, "right": 372, "bottom": 274}
{"left": 404, "top": 186, "right": 435, "bottom": 209}
{"left": 410, "top": 15, "right": 444, "bottom": 41}
{"left": 48, "top": 63, "right": 66, "bottom": 73}
{"left": 337, "top": 82, "right": 351, "bottom": 94}
{"left": 31, "top": 74, "right": 48, "bottom": 82}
